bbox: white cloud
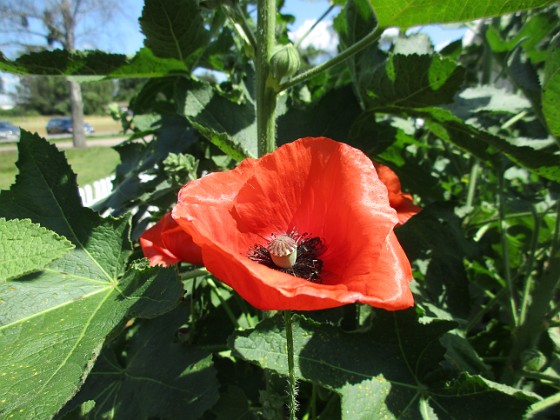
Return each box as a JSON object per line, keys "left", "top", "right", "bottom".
{"left": 289, "top": 19, "right": 338, "bottom": 53}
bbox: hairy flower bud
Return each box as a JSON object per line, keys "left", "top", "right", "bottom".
{"left": 269, "top": 44, "right": 301, "bottom": 81}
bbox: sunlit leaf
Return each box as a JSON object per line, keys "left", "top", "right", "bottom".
{"left": 366, "top": 53, "right": 466, "bottom": 107}
{"left": 0, "top": 133, "right": 182, "bottom": 418}
{"left": 369, "top": 0, "right": 558, "bottom": 29}
{"left": 542, "top": 34, "right": 560, "bottom": 140}
{"left": 176, "top": 78, "right": 257, "bottom": 160}
{"left": 0, "top": 218, "right": 74, "bottom": 283}
{"left": 140, "top": 0, "right": 210, "bottom": 69}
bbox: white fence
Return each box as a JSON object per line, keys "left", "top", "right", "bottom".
{"left": 79, "top": 176, "right": 114, "bottom": 207}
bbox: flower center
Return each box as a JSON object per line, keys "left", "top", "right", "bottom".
{"left": 268, "top": 234, "right": 298, "bottom": 268}
{"left": 248, "top": 231, "right": 324, "bottom": 282}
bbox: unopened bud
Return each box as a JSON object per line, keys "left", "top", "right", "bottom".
{"left": 269, "top": 44, "right": 301, "bottom": 81}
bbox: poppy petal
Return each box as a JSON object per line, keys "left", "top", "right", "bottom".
{"left": 139, "top": 212, "right": 203, "bottom": 266}
{"left": 375, "top": 163, "right": 421, "bottom": 225}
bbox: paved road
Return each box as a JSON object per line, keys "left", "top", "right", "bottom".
{"left": 0, "top": 136, "right": 129, "bottom": 153}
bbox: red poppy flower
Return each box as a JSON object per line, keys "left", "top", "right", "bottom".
{"left": 140, "top": 137, "right": 417, "bottom": 311}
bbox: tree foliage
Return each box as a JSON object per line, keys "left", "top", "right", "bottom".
{"left": 16, "top": 75, "right": 114, "bottom": 115}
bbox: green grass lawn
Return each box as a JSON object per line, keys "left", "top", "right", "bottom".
{"left": 0, "top": 146, "right": 120, "bottom": 191}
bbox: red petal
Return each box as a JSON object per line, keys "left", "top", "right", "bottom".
{"left": 169, "top": 137, "right": 414, "bottom": 311}
{"left": 140, "top": 212, "right": 203, "bottom": 266}
{"left": 375, "top": 163, "right": 421, "bottom": 225}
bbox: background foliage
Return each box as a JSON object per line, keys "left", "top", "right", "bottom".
{"left": 1, "top": 0, "right": 559, "bottom": 418}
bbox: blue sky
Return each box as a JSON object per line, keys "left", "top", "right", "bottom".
{"left": 1, "top": 0, "right": 467, "bottom": 94}
{"left": 92, "top": 0, "right": 467, "bottom": 55}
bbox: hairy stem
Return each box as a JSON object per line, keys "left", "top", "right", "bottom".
{"left": 284, "top": 311, "right": 298, "bottom": 420}
{"left": 498, "top": 169, "right": 519, "bottom": 327}
{"left": 256, "top": 0, "right": 277, "bottom": 156}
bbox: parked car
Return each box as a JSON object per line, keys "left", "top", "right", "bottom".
{"left": 0, "top": 120, "right": 20, "bottom": 141}
{"left": 46, "top": 117, "right": 95, "bottom": 135}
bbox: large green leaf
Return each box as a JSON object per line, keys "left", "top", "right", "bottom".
{"left": 0, "top": 218, "right": 74, "bottom": 283}
{"left": 366, "top": 53, "right": 466, "bottom": 107}
{"left": 232, "top": 311, "right": 538, "bottom": 418}
{"left": 176, "top": 78, "right": 257, "bottom": 160}
{"left": 140, "top": 0, "right": 210, "bottom": 68}
{"left": 369, "top": 0, "right": 558, "bottom": 29}
{"left": 0, "top": 48, "right": 188, "bottom": 78}
{"left": 60, "top": 304, "right": 219, "bottom": 419}
{"left": 277, "top": 87, "right": 362, "bottom": 144}
{"left": 543, "top": 34, "right": 560, "bottom": 140}
{"left": 0, "top": 132, "right": 183, "bottom": 418}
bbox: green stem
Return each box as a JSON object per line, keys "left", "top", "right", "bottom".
{"left": 256, "top": 0, "right": 277, "bottom": 156}
{"left": 279, "top": 27, "right": 382, "bottom": 92}
{"left": 465, "top": 160, "right": 480, "bottom": 209}
{"left": 498, "top": 169, "right": 519, "bottom": 327}
{"left": 181, "top": 267, "right": 209, "bottom": 279}
{"left": 284, "top": 311, "right": 298, "bottom": 420}
{"left": 519, "top": 206, "right": 540, "bottom": 325}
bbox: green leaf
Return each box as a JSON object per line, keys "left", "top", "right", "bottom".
{"left": 369, "top": 0, "right": 558, "bottom": 29}
{"left": 232, "top": 311, "right": 537, "bottom": 418}
{"left": 140, "top": 0, "right": 210, "bottom": 68}
{"left": 374, "top": 106, "right": 560, "bottom": 181}
{"left": 0, "top": 131, "right": 131, "bottom": 275}
{"left": 333, "top": 0, "right": 385, "bottom": 98}
{"left": 0, "top": 49, "right": 126, "bottom": 77}
{"left": 0, "top": 266, "right": 181, "bottom": 418}
{"left": 396, "top": 203, "right": 479, "bottom": 318}
{"left": 543, "top": 34, "right": 560, "bottom": 140}
{"left": 277, "top": 87, "right": 362, "bottom": 144}
{"left": 176, "top": 78, "right": 257, "bottom": 160}
{"left": 0, "top": 218, "right": 74, "bottom": 283}
{"left": 0, "top": 132, "right": 183, "bottom": 418}
{"left": 450, "top": 86, "right": 531, "bottom": 118}
{"left": 0, "top": 48, "right": 189, "bottom": 78}
{"left": 60, "top": 304, "right": 219, "bottom": 419}
{"left": 366, "top": 53, "right": 466, "bottom": 107}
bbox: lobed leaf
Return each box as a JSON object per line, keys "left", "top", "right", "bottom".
{"left": 542, "top": 34, "right": 560, "bottom": 140}
{"left": 232, "top": 311, "right": 537, "bottom": 418}
{"left": 0, "top": 48, "right": 188, "bottom": 78}
{"left": 369, "top": 0, "right": 558, "bottom": 29}
{"left": 60, "top": 305, "right": 219, "bottom": 419}
{"left": 0, "top": 133, "right": 183, "bottom": 418}
{"left": 176, "top": 78, "right": 257, "bottom": 159}
{"left": 0, "top": 218, "right": 74, "bottom": 283}
{"left": 366, "top": 53, "right": 466, "bottom": 108}
{"left": 140, "top": 0, "right": 210, "bottom": 69}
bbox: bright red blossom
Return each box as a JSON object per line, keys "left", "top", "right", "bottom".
{"left": 140, "top": 137, "right": 419, "bottom": 311}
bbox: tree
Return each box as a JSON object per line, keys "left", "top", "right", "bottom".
{"left": 16, "top": 75, "right": 114, "bottom": 115}
{"left": 0, "top": 0, "right": 127, "bottom": 147}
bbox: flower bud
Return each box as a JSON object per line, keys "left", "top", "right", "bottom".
{"left": 269, "top": 44, "right": 301, "bottom": 81}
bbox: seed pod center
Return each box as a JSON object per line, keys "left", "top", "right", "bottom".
{"left": 268, "top": 234, "right": 298, "bottom": 268}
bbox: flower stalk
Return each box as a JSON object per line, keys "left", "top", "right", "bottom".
{"left": 284, "top": 311, "right": 298, "bottom": 420}
{"left": 256, "top": 0, "right": 277, "bottom": 156}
